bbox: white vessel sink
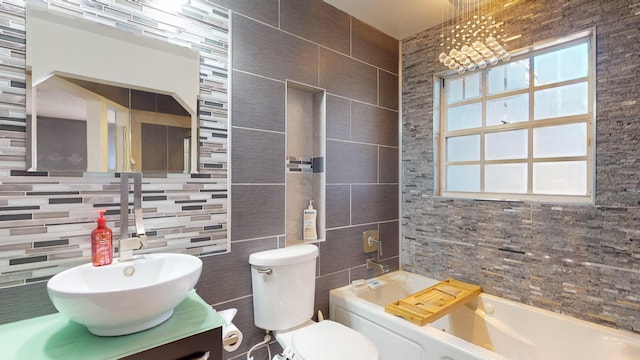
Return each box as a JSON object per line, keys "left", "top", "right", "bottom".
{"left": 47, "top": 253, "right": 202, "bottom": 336}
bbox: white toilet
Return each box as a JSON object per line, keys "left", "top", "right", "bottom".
{"left": 249, "top": 244, "right": 378, "bottom": 360}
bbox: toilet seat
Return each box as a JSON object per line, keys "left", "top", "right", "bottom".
{"left": 276, "top": 320, "right": 378, "bottom": 360}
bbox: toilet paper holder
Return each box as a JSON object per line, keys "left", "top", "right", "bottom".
{"left": 217, "top": 307, "right": 243, "bottom": 353}
{"left": 223, "top": 333, "right": 239, "bottom": 347}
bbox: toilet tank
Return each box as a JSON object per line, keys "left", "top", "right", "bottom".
{"left": 249, "top": 244, "right": 319, "bottom": 331}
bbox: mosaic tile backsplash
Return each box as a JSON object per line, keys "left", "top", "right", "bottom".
{"left": 402, "top": 0, "right": 640, "bottom": 333}
{"left": 0, "top": 0, "right": 229, "bottom": 288}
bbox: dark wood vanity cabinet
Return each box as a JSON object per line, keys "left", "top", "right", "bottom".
{"left": 121, "top": 327, "right": 222, "bottom": 360}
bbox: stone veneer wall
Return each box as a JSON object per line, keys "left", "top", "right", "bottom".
{"left": 402, "top": 0, "right": 639, "bottom": 333}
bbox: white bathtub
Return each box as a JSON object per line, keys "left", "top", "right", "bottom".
{"left": 329, "top": 271, "right": 640, "bottom": 360}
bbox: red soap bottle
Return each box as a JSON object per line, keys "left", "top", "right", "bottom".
{"left": 91, "top": 210, "right": 113, "bottom": 266}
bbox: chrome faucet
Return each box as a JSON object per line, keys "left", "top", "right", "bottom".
{"left": 363, "top": 229, "right": 382, "bottom": 257}
{"left": 367, "top": 236, "right": 383, "bottom": 257}
{"left": 366, "top": 258, "right": 390, "bottom": 274}
{"left": 119, "top": 172, "right": 148, "bottom": 261}
{"left": 363, "top": 229, "right": 389, "bottom": 274}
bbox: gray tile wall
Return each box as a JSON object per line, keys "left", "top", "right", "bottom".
{"left": 280, "top": 0, "right": 350, "bottom": 55}
{"left": 0, "top": 3, "right": 400, "bottom": 360}
{"left": 402, "top": 0, "right": 639, "bottom": 334}
{"left": 222, "top": 1, "right": 399, "bottom": 358}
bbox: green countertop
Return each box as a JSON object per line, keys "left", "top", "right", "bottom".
{"left": 0, "top": 290, "right": 224, "bottom": 360}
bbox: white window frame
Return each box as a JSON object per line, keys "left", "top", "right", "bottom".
{"left": 434, "top": 29, "right": 596, "bottom": 204}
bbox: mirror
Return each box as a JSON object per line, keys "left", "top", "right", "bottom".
{"left": 26, "top": 5, "right": 200, "bottom": 173}
{"left": 27, "top": 75, "right": 193, "bottom": 172}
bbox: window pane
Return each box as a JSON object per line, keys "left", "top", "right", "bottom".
{"left": 533, "top": 161, "right": 587, "bottom": 195}
{"left": 446, "top": 165, "right": 480, "bottom": 192}
{"left": 447, "top": 135, "right": 480, "bottom": 162}
{"left": 534, "top": 123, "right": 587, "bottom": 158}
{"left": 487, "top": 93, "right": 529, "bottom": 126}
{"left": 485, "top": 130, "right": 528, "bottom": 161}
{"left": 465, "top": 72, "right": 481, "bottom": 99}
{"left": 448, "top": 78, "right": 463, "bottom": 103}
{"left": 534, "top": 82, "right": 588, "bottom": 120}
{"left": 485, "top": 163, "right": 527, "bottom": 193}
{"left": 447, "top": 72, "right": 481, "bottom": 104}
{"left": 448, "top": 102, "right": 482, "bottom": 131}
{"left": 488, "top": 59, "right": 530, "bottom": 95}
{"left": 534, "top": 43, "right": 589, "bottom": 85}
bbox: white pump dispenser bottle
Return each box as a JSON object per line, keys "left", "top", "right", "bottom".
{"left": 303, "top": 200, "right": 318, "bottom": 240}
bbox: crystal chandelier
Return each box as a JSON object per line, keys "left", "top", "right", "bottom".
{"left": 438, "top": 0, "right": 511, "bottom": 74}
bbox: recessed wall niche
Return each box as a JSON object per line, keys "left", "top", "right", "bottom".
{"left": 285, "top": 81, "right": 326, "bottom": 245}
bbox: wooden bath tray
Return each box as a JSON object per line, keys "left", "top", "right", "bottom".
{"left": 384, "top": 278, "right": 481, "bottom": 326}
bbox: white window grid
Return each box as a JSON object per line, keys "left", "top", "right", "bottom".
{"left": 435, "top": 30, "right": 596, "bottom": 203}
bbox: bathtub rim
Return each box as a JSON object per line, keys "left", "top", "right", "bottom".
{"left": 329, "top": 271, "right": 510, "bottom": 360}
{"left": 338, "top": 270, "right": 640, "bottom": 339}
{"left": 329, "top": 270, "right": 640, "bottom": 360}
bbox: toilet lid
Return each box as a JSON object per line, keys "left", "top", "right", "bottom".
{"left": 291, "top": 320, "right": 378, "bottom": 360}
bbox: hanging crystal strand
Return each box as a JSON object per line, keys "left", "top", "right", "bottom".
{"left": 452, "top": 1, "right": 465, "bottom": 73}
{"left": 489, "top": 0, "right": 510, "bottom": 63}
{"left": 439, "top": 1, "right": 449, "bottom": 69}
{"left": 440, "top": 0, "right": 463, "bottom": 73}
{"left": 438, "top": 0, "right": 448, "bottom": 66}
{"left": 486, "top": 0, "right": 499, "bottom": 65}
{"left": 475, "top": 0, "right": 489, "bottom": 68}
{"left": 455, "top": 1, "right": 467, "bottom": 73}
{"left": 499, "top": 0, "right": 511, "bottom": 62}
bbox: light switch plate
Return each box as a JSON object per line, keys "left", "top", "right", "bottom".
{"left": 363, "top": 229, "right": 379, "bottom": 253}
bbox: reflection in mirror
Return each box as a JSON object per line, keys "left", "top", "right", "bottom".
{"left": 27, "top": 75, "right": 193, "bottom": 173}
